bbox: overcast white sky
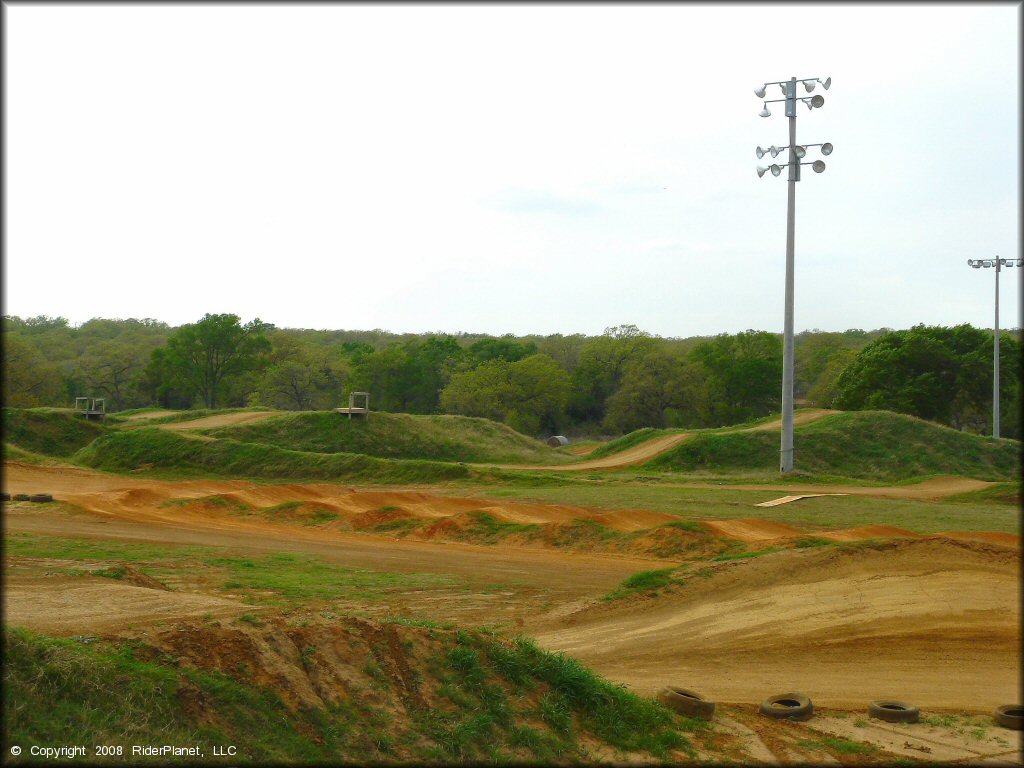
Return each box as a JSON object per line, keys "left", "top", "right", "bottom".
{"left": 5, "top": 3, "right": 1021, "bottom": 337}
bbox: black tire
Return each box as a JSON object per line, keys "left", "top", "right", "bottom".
{"left": 657, "top": 686, "right": 716, "bottom": 721}
{"left": 13, "top": 494, "right": 30, "bottom": 502}
{"left": 1, "top": 493, "right": 10, "bottom": 502}
{"left": 760, "top": 692, "right": 813, "bottom": 721}
{"left": 29, "top": 493, "right": 54, "bottom": 503}
{"left": 869, "top": 700, "right": 919, "bottom": 724}
{"left": 995, "top": 705, "right": 1024, "bottom": 730}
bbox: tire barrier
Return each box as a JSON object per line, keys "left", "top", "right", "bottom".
{"left": 1, "top": 492, "right": 10, "bottom": 502}
{"left": 994, "top": 705, "right": 1023, "bottom": 730}
{"left": 657, "top": 686, "right": 716, "bottom": 721}
{"left": 29, "top": 493, "right": 54, "bottom": 503}
{"left": 869, "top": 700, "right": 920, "bottom": 724}
{"left": 13, "top": 494, "right": 30, "bottom": 502}
{"left": 759, "top": 692, "right": 814, "bottom": 721}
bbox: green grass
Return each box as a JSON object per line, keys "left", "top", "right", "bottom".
{"left": 202, "top": 410, "right": 572, "bottom": 465}
{"left": 603, "top": 567, "right": 685, "bottom": 602}
{"left": 3, "top": 407, "right": 109, "bottom": 457}
{"left": 647, "top": 410, "right": 1021, "bottom": 481}
{"left": 72, "top": 428, "right": 473, "bottom": 484}
{"left": 202, "top": 552, "right": 457, "bottom": 605}
{"left": 476, "top": 483, "right": 1020, "bottom": 535}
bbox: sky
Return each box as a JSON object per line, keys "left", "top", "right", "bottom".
{"left": 4, "top": 3, "right": 1021, "bottom": 337}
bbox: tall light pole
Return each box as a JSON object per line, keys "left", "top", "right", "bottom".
{"left": 755, "top": 75, "right": 832, "bottom": 472}
{"left": 966, "top": 256, "right": 1022, "bottom": 438}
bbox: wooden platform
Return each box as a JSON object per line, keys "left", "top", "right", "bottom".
{"left": 334, "top": 407, "right": 369, "bottom": 416}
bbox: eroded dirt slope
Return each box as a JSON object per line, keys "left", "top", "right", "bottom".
{"left": 530, "top": 537, "right": 1020, "bottom": 709}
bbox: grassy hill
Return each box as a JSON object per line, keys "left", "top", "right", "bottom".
{"left": 645, "top": 410, "right": 1021, "bottom": 481}
{"left": 72, "top": 429, "right": 474, "bottom": 483}
{"left": 201, "top": 410, "right": 570, "bottom": 465}
{"left": 3, "top": 407, "right": 109, "bottom": 457}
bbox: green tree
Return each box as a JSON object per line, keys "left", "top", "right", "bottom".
{"left": 603, "top": 351, "right": 702, "bottom": 433}
{"left": 150, "top": 314, "right": 271, "bottom": 409}
{"left": 1, "top": 332, "right": 64, "bottom": 407}
{"left": 568, "top": 325, "right": 658, "bottom": 424}
{"left": 833, "top": 324, "right": 1019, "bottom": 435}
{"left": 440, "top": 354, "right": 570, "bottom": 435}
{"left": 689, "top": 330, "right": 782, "bottom": 426}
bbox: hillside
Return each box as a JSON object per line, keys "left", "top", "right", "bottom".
{"left": 71, "top": 429, "right": 474, "bottom": 483}
{"left": 645, "top": 410, "right": 1021, "bottom": 480}
{"left": 5, "top": 620, "right": 703, "bottom": 763}
{"left": 2, "top": 407, "right": 108, "bottom": 457}
{"left": 201, "top": 410, "right": 571, "bottom": 465}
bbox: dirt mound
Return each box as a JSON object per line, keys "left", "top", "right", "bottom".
{"left": 350, "top": 506, "right": 416, "bottom": 529}
{"left": 933, "top": 530, "right": 1021, "bottom": 548}
{"left": 819, "top": 525, "right": 923, "bottom": 541}
{"left": 701, "top": 518, "right": 806, "bottom": 542}
{"left": 532, "top": 537, "right": 1020, "bottom": 708}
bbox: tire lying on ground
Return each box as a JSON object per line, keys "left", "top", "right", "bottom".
{"left": 1, "top": 492, "right": 10, "bottom": 502}
{"left": 13, "top": 494, "right": 30, "bottom": 502}
{"left": 29, "top": 493, "right": 54, "bottom": 503}
{"left": 657, "top": 686, "right": 716, "bottom": 721}
{"left": 760, "top": 692, "right": 814, "bottom": 721}
{"left": 994, "top": 705, "right": 1024, "bottom": 730}
{"left": 869, "top": 700, "right": 920, "bottom": 723}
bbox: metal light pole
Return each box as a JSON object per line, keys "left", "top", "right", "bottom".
{"left": 755, "top": 75, "right": 832, "bottom": 472}
{"left": 967, "top": 256, "right": 1022, "bottom": 438}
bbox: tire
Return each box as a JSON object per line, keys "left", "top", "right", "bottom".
{"left": 657, "top": 686, "right": 716, "bottom": 721}
{"left": 29, "top": 493, "right": 54, "bottom": 503}
{"left": 13, "top": 494, "right": 30, "bottom": 502}
{"left": 1, "top": 493, "right": 10, "bottom": 502}
{"left": 995, "top": 705, "right": 1024, "bottom": 730}
{"left": 869, "top": 700, "right": 919, "bottom": 724}
{"left": 760, "top": 692, "right": 813, "bottom": 721}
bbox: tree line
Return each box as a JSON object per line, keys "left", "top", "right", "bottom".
{"left": 3, "top": 314, "right": 1019, "bottom": 438}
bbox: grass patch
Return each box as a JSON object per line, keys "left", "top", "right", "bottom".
{"left": 480, "top": 483, "right": 1021, "bottom": 535}
{"left": 711, "top": 547, "right": 781, "bottom": 561}
{"left": 603, "top": 567, "right": 684, "bottom": 602}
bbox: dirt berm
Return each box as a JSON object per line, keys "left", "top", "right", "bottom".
{"left": 530, "top": 537, "right": 1020, "bottom": 710}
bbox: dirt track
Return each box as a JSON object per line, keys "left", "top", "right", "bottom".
{"left": 4, "top": 460, "right": 1019, "bottom": 713}
{"left": 150, "top": 411, "right": 279, "bottom": 431}
{"left": 530, "top": 538, "right": 1020, "bottom": 708}
{"left": 514, "top": 409, "right": 839, "bottom": 471}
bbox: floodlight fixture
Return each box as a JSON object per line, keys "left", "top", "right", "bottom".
{"left": 966, "top": 255, "right": 1015, "bottom": 437}
{"left": 751, "top": 74, "right": 832, "bottom": 473}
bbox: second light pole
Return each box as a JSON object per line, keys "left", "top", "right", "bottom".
{"left": 755, "top": 75, "right": 832, "bottom": 472}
